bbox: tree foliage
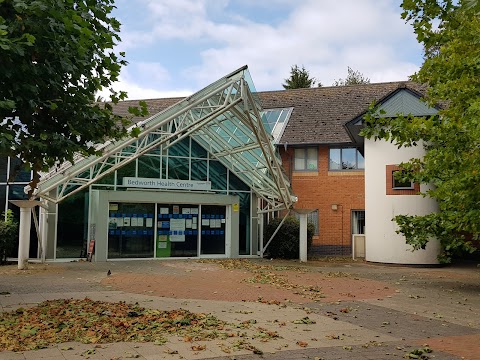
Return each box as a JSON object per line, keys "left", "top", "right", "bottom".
{"left": 264, "top": 216, "right": 314, "bottom": 259}
{"left": 0, "top": 0, "right": 147, "bottom": 194}
{"left": 361, "top": 0, "right": 480, "bottom": 262}
{"left": 333, "top": 66, "right": 370, "bottom": 86}
{"left": 282, "top": 65, "right": 319, "bottom": 89}
{"left": 0, "top": 210, "right": 17, "bottom": 264}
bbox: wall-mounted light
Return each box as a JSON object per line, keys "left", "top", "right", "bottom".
{"left": 331, "top": 204, "right": 338, "bottom": 211}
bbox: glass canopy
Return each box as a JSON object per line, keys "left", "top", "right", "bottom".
{"left": 36, "top": 66, "right": 295, "bottom": 212}
{"left": 261, "top": 107, "right": 293, "bottom": 144}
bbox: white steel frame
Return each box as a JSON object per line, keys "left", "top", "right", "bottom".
{"left": 36, "top": 66, "right": 295, "bottom": 212}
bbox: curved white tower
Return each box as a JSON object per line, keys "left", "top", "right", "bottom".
{"left": 364, "top": 88, "right": 441, "bottom": 264}
{"left": 365, "top": 139, "right": 440, "bottom": 264}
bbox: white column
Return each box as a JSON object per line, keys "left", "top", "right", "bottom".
{"left": 10, "top": 200, "right": 43, "bottom": 270}
{"left": 40, "top": 206, "right": 48, "bottom": 262}
{"left": 299, "top": 213, "right": 307, "bottom": 262}
{"left": 259, "top": 213, "right": 264, "bottom": 257}
{"left": 17, "top": 207, "right": 32, "bottom": 270}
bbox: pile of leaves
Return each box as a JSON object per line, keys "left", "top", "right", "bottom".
{"left": 0, "top": 298, "right": 226, "bottom": 352}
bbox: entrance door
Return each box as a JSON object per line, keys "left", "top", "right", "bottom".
{"left": 200, "top": 205, "right": 226, "bottom": 255}
{"left": 157, "top": 204, "right": 199, "bottom": 258}
{"left": 108, "top": 203, "right": 155, "bottom": 258}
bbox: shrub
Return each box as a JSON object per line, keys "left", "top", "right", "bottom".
{"left": 264, "top": 216, "right": 314, "bottom": 259}
{"left": 0, "top": 210, "right": 18, "bottom": 264}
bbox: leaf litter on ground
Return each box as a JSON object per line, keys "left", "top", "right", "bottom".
{"left": 198, "top": 259, "right": 328, "bottom": 301}
{"left": 0, "top": 298, "right": 227, "bottom": 352}
{"left": 0, "top": 298, "right": 283, "bottom": 354}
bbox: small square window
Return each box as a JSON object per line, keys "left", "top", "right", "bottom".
{"left": 392, "top": 170, "right": 414, "bottom": 189}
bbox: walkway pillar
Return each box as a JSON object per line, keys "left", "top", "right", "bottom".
{"left": 298, "top": 213, "right": 308, "bottom": 262}
{"left": 293, "top": 209, "right": 315, "bottom": 263}
{"left": 10, "top": 200, "right": 43, "bottom": 270}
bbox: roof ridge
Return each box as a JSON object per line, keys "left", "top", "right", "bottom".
{"left": 257, "top": 80, "right": 417, "bottom": 94}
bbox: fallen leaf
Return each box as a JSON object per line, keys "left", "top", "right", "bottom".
{"left": 164, "top": 349, "right": 178, "bottom": 354}
{"left": 191, "top": 345, "right": 206, "bottom": 351}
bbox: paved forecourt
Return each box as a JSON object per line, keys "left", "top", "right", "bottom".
{"left": 0, "top": 259, "right": 479, "bottom": 360}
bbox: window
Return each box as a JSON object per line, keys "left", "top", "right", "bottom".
{"left": 261, "top": 107, "right": 293, "bottom": 143}
{"left": 294, "top": 209, "right": 319, "bottom": 235}
{"left": 392, "top": 170, "right": 414, "bottom": 189}
{"left": 386, "top": 165, "right": 420, "bottom": 195}
{"left": 294, "top": 148, "right": 318, "bottom": 171}
{"left": 329, "top": 147, "right": 364, "bottom": 170}
{"left": 351, "top": 210, "right": 365, "bottom": 234}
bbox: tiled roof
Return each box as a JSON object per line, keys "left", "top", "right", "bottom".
{"left": 109, "top": 97, "right": 184, "bottom": 123}
{"left": 110, "top": 81, "right": 426, "bottom": 146}
{"left": 257, "top": 81, "right": 426, "bottom": 145}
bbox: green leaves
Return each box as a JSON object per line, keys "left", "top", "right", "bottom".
{"left": 282, "top": 65, "right": 317, "bottom": 89}
{"left": 0, "top": 0, "right": 147, "bottom": 192}
{"left": 0, "top": 210, "right": 18, "bottom": 264}
{"left": 332, "top": 66, "right": 370, "bottom": 86}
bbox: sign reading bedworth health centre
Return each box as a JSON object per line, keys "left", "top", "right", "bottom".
{"left": 123, "top": 177, "right": 212, "bottom": 191}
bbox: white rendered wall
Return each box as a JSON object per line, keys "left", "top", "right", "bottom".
{"left": 365, "top": 139, "right": 441, "bottom": 264}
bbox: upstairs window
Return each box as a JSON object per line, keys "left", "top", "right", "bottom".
{"left": 261, "top": 107, "right": 293, "bottom": 143}
{"left": 329, "top": 147, "right": 364, "bottom": 170}
{"left": 386, "top": 165, "right": 420, "bottom": 195}
{"left": 294, "top": 148, "right": 318, "bottom": 171}
{"left": 392, "top": 170, "right": 414, "bottom": 189}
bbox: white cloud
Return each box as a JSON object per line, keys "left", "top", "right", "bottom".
{"left": 97, "top": 63, "right": 193, "bottom": 100}
{"left": 190, "top": 0, "right": 421, "bottom": 89}
{"left": 97, "top": 76, "right": 192, "bottom": 101}
{"left": 114, "top": 0, "right": 423, "bottom": 95}
{"left": 133, "top": 62, "right": 171, "bottom": 85}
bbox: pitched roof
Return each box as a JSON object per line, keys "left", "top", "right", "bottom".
{"left": 257, "top": 81, "right": 426, "bottom": 145}
{"left": 110, "top": 97, "right": 183, "bottom": 122}
{"left": 110, "top": 81, "right": 426, "bottom": 146}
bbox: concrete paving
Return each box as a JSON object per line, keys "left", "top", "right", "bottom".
{"left": 0, "top": 259, "right": 479, "bottom": 360}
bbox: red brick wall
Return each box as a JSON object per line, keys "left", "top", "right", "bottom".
{"left": 280, "top": 146, "right": 365, "bottom": 251}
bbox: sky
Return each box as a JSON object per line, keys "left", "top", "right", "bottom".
{"left": 99, "top": 0, "right": 424, "bottom": 100}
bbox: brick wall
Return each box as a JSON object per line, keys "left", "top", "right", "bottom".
{"left": 280, "top": 146, "right": 365, "bottom": 256}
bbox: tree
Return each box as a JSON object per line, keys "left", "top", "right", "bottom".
{"left": 0, "top": 210, "right": 17, "bottom": 264}
{"left": 282, "top": 65, "right": 319, "bottom": 89}
{"left": 0, "top": 0, "right": 147, "bottom": 195}
{"left": 264, "top": 216, "right": 314, "bottom": 259}
{"left": 361, "top": 0, "right": 480, "bottom": 262}
{"left": 333, "top": 66, "right": 370, "bottom": 86}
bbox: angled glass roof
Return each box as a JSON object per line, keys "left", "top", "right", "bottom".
{"left": 36, "top": 66, "right": 295, "bottom": 211}
{"left": 261, "top": 107, "right": 293, "bottom": 144}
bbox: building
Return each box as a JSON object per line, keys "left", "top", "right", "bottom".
{"left": 257, "top": 82, "right": 439, "bottom": 263}
{"left": 2, "top": 66, "right": 442, "bottom": 264}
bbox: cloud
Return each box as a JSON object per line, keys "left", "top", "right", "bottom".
{"left": 97, "top": 77, "right": 191, "bottom": 100}
{"left": 114, "top": 0, "right": 423, "bottom": 95}
{"left": 97, "top": 62, "right": 193, "bottom": 100}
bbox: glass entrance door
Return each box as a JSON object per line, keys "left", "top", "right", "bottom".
{"left": 156, "top": 204, "right": 199, "bottom": 258}
{"left": 108, "top": 203, "right": 155, "bottom": 258}
{"left": 200, "top": 205, "right": 226, "bottom": 255}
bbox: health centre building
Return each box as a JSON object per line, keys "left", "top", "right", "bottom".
{"left": 2, "top": 65, "right": 443, "bottom": 265}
